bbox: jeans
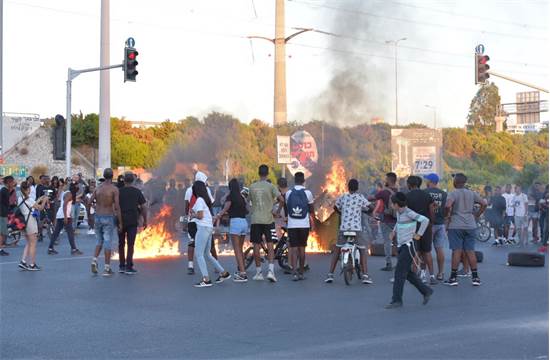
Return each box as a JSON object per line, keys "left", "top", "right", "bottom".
{"left": 71, "top": 203, "right": 80, "bottom": 230}
{"left": 195, "top": 225, "right": 224, "bottom": 278}
{"left": 380, "top": 222, "right": 394, "bottom": 265}
{"left": 119, "top": 226, "right": 137, "bottom": 268}
{"left": 49, "top": 219, "right": 77, "bottom": 250}
{"left": 392, "top": 243, "right": 431, "bottom": 304}
{"left": 95, "top": 215, "right": 116, "bottom": 250}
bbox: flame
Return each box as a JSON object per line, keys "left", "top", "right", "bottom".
{"left": 306, "top": 231, "right": 329, "bottom": 253}
{"left": 131, "top": 205, "right": 181, "bottom": 259}
{"left": 321, "top": 160, "right": 347, "bottom": 196}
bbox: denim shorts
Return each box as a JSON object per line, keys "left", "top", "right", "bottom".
{"left": 95, "top": 215, "right": 116, "bottom": 250}
{"left": 448, "top": 228, "right": 476, "bottom": 251}
{"left": 432, "top": 224, "right": 447, "bottom": 249}
{"left": 229, "top": 218, "right": 248, "bottom": 236}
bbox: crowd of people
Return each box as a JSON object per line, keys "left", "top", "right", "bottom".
{"left": 1, "top": 165, "right": 548, "bottom": 308}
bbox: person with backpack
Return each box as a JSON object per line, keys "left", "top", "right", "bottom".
{"left": 17, "top": 181, "right": 49, "bottom": 271}
{"left": 373, "top": 172, "right": 398, "bottom": 271}
{"left": 285, "top": 172, "right": 315, "bottom": 281}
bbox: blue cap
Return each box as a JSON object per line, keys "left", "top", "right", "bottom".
{"left": 423, "top": 173, "right": 439, "bottom": 184}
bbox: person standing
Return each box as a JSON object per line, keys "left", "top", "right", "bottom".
{"left": 512, "top": 185, "right": 529, "bottom": 247}
{"left": 47, "top": 182, "right": 83, "bottom": 256}
{"left": 249, "top": 165, "right": 285, "bottom": 282}
{"left": 163, "top": 179, "right": 178, "bottom": 234}
{"left": 502, "top": 184, "right": 516, "bottom": 243}
{"left": 26, "top": 176, "right": 37, "bottom": 202}
{"left": 190, "top": 181, "right": 230, "bottom": 287}
{"left": 18, "top": 181, "right": 49, "bottom": 271}
{"left": 405, "top": 175, "right": 435, "bottom": 285}
{"left": 0, "top": 176, "right": 15, "bottom": 256}
{"left": 424, "top": 173, "right": 447, "bottom": 282}
{"left": 385, "top": 192, "right": 433, "bottom": 309}
{"left": 489, "top": 186, "right": 507, "bottom": 246}
{"left": 374, "top": 172, "right": 398, "bottom": 271}
{"left": 85, "top": 180, "right": 97, "bottom": 235}
{"left": 444, "top": 173, "right": 487, "bottom": 287}
{"left": 539, "top": 187, "right": 549, "bottom": 252}
{"left": 214, "top": 178, "right": 249, "bottom": 282}
{"left": 90, "top": 168, "right": 122, "bottom": 277}
{"left": 285, "top": 172, "right": 315, "bottom": 281}
{"left": 528, "top": 182, "right": 544, "bottom": 243}
{"left": 69, "top": 174, "right": 84, "bottom": 231}
{"left": 118, "top": 173, "right": 147, "bottom": 275}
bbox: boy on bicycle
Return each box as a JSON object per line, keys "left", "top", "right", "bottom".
{"left": 385, "top": 192, "right": 433, "bottom": 309}
{"left": 324, "top": 179, "right": 373, "bottom": 284}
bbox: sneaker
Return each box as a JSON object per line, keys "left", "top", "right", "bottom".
{"left": 118, "top": 265, "right": 126, "bottom": 274}
{"left": 187, "top": 267, "right": 195, "bottom": 275}
{"left": 423, "top": 289, "right": 434, "bottom": 305}
{"left": 472, "top": 277, "right": 481, "bottom": 286}
{"left": 283, "top": 268, "right": 293, "bottom": 275}
{"left": 193, "top": 280, "right": 213, "bottom": 288}
{"left": 91, "top": 261, "right": 98, "bottom": 274}
{"left": 324, "top": 274, "right": 334, "bottom": 283}
{"left": 429, "top": 275, "right": 438, "bottom": 286}
{"left": 125, "top": 268, "right": 137, "bottom": 275}
{"left": 492, "top": 239, "right": 501, "bottom": 246}
{"left": 102, "top": 268, "right": 114, "bottom": 277}
{"left": 292, "top": 273, "right": 299, "bottom": 281}
{"left": 27, "top": 264, "right": 42, "bottom": 271}
{"left": 298, "top": 272, "right": 305, "bottom": 281}
{"left": 71, "top": 249, "right": 83, "bottom": 256}
{"left": 0, "top": 249, "right": 9, "bottom": 256}
{"left": 233, "top": 272, "right": 248, "bottom": 283}
{"left": 215, "top": 271, "right": 231, "bottom": 283}
{"left": 87, "top": 229, "right": 95, "bottom": 235}
{"left": 436, "top": 273, "right": 444, "bottom": 281}
{"left": 362, "top": 274, "right": 373, "bottom": 284}
{"left": 48, "top": 248, "right": 58, "bottom": 255}
{"left": 457, "top": 269, "right": 471, "bottom": 278}
{"left": 384, "top": 302, "right": 403, "bottom": 309}
{"left": 18, "top": 261, "right": 29, "bottom": 270}
{"left": 380, "top": 264, "right": 393, "bottom": 271}
{"left": 420, "top": 270, "right": 428, "bottom": 284}
{"left": 444, "top": 277, "right": 458, "bottom": 286}
{"left": 266, "top": 270, "right": 277, "bottom": 283}
{"left": 252, "top": 273, "right": 264, "bottom": 281}
{"left": 389, "top": 277, "right": 394, "bottom": 283}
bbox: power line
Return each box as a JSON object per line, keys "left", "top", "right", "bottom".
{"left": 289, "top": 0, "right": 548, "bottom": 41}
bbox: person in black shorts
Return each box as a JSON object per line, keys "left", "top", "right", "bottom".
{"left": 405, "top": 175, "right": 435, "bottom": 285}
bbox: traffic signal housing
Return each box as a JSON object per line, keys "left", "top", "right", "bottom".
{"left": 475, "top": 54, "right": 490, "bottom": 85}
{"left": 124, "top": 47, "right": 139, "bottom": 82}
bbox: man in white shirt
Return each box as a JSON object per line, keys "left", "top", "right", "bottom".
{"left": 502, "top": 184, "right": 516, "bottom": 242}
{"left": 285, "top": 172, "right": 314, "bottom": 281}
{"left": 512, "top": 185, "right": 529, "bottom": 247}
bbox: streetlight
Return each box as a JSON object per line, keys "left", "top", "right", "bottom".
{"left": 424, "top": 104, "right": 437, "bottom": 129}
{"left": 386, "top": 37, "right": 407, "bottom": 126}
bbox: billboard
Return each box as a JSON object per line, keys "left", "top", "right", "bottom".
{"left": 391, "top": 129, "right": 443, "bottom": 178}
{"left": 276, "top": 136, "right": 291, "bottom": 164}
{"left": 0, "top": 165, "right": 29, "bottom": 179}
{"left": 287, "top": 130, "right": 318, "bottom": 179}
{"left": 1, "top": 114, "right": 41, "bottom": 152}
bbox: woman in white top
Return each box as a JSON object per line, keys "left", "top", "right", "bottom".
{"left": 26, "top": 176, "right": 37, "bottom": 201}
{"left": 18, "top": 181, "right": 49, "bottom": 271}
{"left": 189, "top": 181, "right": 230, "bottom": 287}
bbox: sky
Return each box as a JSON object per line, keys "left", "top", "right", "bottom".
{"left": 3, "top": 0, "right": 549, "bottom": 128}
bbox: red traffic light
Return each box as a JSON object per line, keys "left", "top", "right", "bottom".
{"left": 479, "top": 55, "right": 489, "bottom": 65}
{"left": 127, "top": 51, "right": 138, "bottom": 60}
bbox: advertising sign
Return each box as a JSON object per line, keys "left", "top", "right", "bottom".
{"left": 391, "top": 129, "right": 442, "bottom": 178}
{"left": 276, "top": 136, "right": 291, "bottom": 164}
{"left": 1, "top": 114, "right": 41, "bottom": 152}
{"left": 0, "top": 165, "right": 29, "bottom": 179}
{"left": 288, "top": 130, "right": 318, "bottom": 179}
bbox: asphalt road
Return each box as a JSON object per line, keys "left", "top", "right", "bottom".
{"left": 1, "top": 230, "right": 548, "bottom": 360}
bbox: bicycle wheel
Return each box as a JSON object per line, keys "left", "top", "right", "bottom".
{"left": 5, "top": 231, "right": 21, "bottom": 246}
{"left": 243, "top": 247, "right": 255, "bottom": 270}
{"left": 277, "top": 244, "right": 291, "bottom": 271}
{"left": 343, "top": 257, "right": 354, "bottom": 286}
{"left": 477, "top": 225, "right": 491, "bottom": 242}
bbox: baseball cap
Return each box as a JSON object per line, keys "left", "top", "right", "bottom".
{"left": 423, "top": 173, "right": 439, "bottom": 184}
{"left": 195, "top": 171, "right": 208, "bottom": 184}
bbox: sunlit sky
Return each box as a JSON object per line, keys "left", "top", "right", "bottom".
{"left": 4, "top": 0, "right": 549, "bottom": 127}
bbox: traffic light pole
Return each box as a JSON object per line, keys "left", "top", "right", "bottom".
{"left": 487, "top": 70, "right": 548, "bottom": 93}
{"left": 65, "top": 63, "right": 123, "bottom": 177}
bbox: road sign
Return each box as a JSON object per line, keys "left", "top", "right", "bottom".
{"left": 126, "top": 37, "right": 135, "bottom": 48}
{"left": 475, "top": 44, "right": 485, "bottom": 55}
{"left": 277, "top": 136, "right": 291, "bottom": 164}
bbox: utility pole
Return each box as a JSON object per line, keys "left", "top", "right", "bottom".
{"left": 99, "top": 0, "right": 111, "bottom": 171}
{"left": 274, "top": 0, "right": 286, "bottom": 127}
{"left": 386, "top": 38, "right": 407, "bottom": 126}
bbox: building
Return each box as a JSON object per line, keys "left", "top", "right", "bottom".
{"left": 507, "top": 121, "right": 548, "bottom": 135}
{"left": 129, "top": 120, "right": 165, "bottom": 129}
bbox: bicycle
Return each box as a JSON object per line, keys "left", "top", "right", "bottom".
{"left": 476, "top": 216, "right": 491, "bottom": 242}
{"left": 243, "top": 226, "right": 291, "bottom": 271}
{"left": 38, "top": 211, "right": 54, "bottom": 243}
{"left": 340, "top": 231, "right": 362, "bottom": 286}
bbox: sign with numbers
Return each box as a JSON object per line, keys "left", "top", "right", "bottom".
{"left": 276, "top": 136, "right": 291, "bottom": 164}
{"left": 412, "top": 146, "right": 436, "bottom": 175}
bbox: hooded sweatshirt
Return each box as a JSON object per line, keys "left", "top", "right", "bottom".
{"left": 393, "top": 207, "right": 430, "bottom": 247}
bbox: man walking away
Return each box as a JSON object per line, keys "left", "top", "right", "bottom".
{"left": 118, "top": 173, "right": 147, "bottom": 274}
{"left": 0, "top": 176, "right": 15, "bottom": 256}
{"left": 528, "top": 182, "right": 543, "bottom": 243}
{"left": 424, "top": 173, "right": 447, "bottom": 282}
{"left": 374, "top": 172, "right": 398, "bottom": 271}
{"left": 286, "top": 172, "right": 314, "bottom": 281}
{"left": 444, "top": 173, "right": 487, "bottom": 287}
{"left": 249, "top": 165, "right": 285, "bottom": 282}
{"left": 513, "top": 185, "right": 529, "bottom": 247}
{"left": 90, "top": 168, "right": 122, "bottom": 277}
{"left": 48, "top": 182, "right": 83, "bottom": 256}
{"left": 385, "top": 192, "right": 432, "bottom": 309}
{"left": 489, "top": 186, "right": 507, "bottom": 246}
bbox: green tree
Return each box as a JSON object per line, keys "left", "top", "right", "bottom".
{"left": 467, "top": 82, "right": 501, "bottom": 131}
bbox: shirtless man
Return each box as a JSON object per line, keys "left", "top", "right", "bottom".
{"left": 90, "top": 168, "right": 122, "bottom": 276}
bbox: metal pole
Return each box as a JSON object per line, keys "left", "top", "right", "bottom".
{"left": 66, "top": 69, "right": 72, "bottom": 178}
{"left": 488, "top": 70, "right": 549, "bottom": 93}
{"left": 394, "top": 44, "right": 398, "bottom": 127}
{"left": 274, "top": 0, "right": 286, "bottom": 126}
{"left": 98, "top": 0, "right": 111, "bottom": 170}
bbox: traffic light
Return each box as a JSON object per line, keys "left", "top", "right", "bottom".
{"left": 475, "top": 54, "right": 490, "bottom": 85}
{"left": 124, "top": 47, "right": 139, "bottom": 82}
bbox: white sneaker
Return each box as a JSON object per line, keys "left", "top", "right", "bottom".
{"left": 252, "top": 273, "right": 264, "bottom": 281}
{"left": 266, "top": 270, "right": 277, "bottom": 283}
{"left": 420, "top": 270, "right": 428, "bottom": 284}
{"left": 390, "top": 277, "right": 394, "bottom": 283}
{"left": 87, "top": 229, "right": 95, "bottom": 235}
